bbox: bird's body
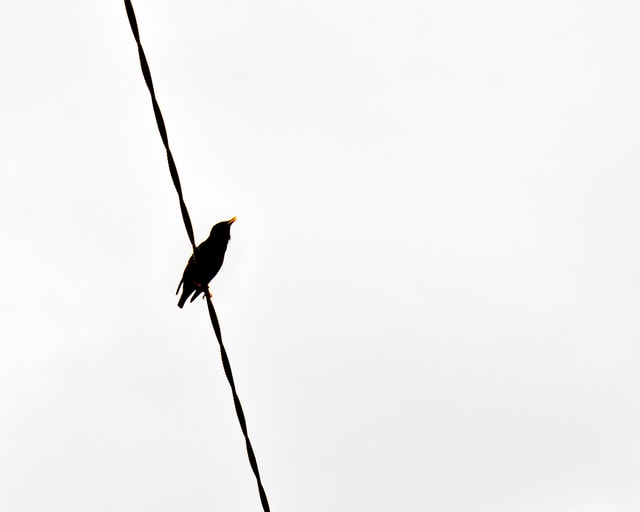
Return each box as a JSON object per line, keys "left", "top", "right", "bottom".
{"left": 176, "top": 217, "right": 236, "bottom": 308}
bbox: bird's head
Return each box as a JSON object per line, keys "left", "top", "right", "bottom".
{"left": 209, "top": 216, "right": 237, "bottom": 240}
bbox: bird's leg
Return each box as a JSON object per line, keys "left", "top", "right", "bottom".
{"left": 192, "top": 281, "right": 207, "bottom": 298}
{"left": 192, "top": 282, "right": 212, "bottom": 300}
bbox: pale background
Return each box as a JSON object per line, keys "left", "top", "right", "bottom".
{"left": 1, "top": 1, "right": 640, "bottom": 510}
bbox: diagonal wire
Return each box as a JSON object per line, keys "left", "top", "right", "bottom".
{"left": 123, "top": 2, "right": 270, "bottom": 510}
{"left": 123, "top": 0, "right": 197, "bottom": 254}
{"left": 206, "top": 296, "right": 271, "bottom": 512}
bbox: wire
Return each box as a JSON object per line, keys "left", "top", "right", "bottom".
{"left": 206, "top": 297, "right": 271, "bottom": 512}
{"left": 123, "top": 0, "right": 197, "bottom": 254}
{"left": 123, "top": 2, "right": 271, "bottom": 510}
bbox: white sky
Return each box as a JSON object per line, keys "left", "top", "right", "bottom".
{"left": 1, "top": 1, "right": 640, "bottom": 510}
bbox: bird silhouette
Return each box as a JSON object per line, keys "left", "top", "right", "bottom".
{"left": 176, "top": 216, "right": 236, "bottom": 308}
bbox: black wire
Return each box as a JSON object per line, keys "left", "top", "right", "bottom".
{"left": 123, "top": 0, "right": 197, "bottom": 254}
{"left": 123, "top": 2, "right": 270, "bottom": 510}
{"left": 206, "top": 296, "right": 271, "bottom": 512}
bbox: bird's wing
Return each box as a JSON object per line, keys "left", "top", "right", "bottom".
{"left": 176, "top": 253, "right": 196, "bottom": 295}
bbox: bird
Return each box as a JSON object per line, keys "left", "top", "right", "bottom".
{"left": 176, "top": 216, "right": 236, "bottom": 308}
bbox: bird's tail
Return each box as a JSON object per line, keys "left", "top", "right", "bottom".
{"left": 176, "top": 280, "right": 203, "bottom": 308}
{"left": 190, "top": 288, "right": 204, "bottom": 303}
{"left": 176, "top": 279, "right": 188, "bottom": 308}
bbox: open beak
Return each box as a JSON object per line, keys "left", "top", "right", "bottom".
{"left": 227, "top": 216, "right": 237, "bottom": 225}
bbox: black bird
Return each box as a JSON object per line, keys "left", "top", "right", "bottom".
{"left": 176, "top": 216, "right": 236, "bottom": 308}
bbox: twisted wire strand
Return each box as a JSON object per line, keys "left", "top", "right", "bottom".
{"left": 123, "top": 2, "right": 270, "bottom": 510}
{"left": 123, "top": 0, "right": 197, "bottom": 254}
{"left": 206, "top": 296, "right": 271, "bottom": 512}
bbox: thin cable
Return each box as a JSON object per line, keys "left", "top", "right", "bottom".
{"left": 206, "top": 295, "right": 271, "bottom": 512}
{"left": 123, "top": 2, "right": 270, "bottom": 510}
{"left": 123, "top": 0, "right": 197, "bottom": 254}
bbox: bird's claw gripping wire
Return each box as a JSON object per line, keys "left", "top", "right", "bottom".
{"left": 192, "top": 282, "right": 212, "bottom": 300}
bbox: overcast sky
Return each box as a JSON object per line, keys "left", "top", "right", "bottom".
{"left": 2, "top": 1, "right": 640, "bottom": 511}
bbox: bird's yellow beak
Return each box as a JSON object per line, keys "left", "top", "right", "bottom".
{"left": 227, "top": 216, "right": 237, "bottom": 224}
